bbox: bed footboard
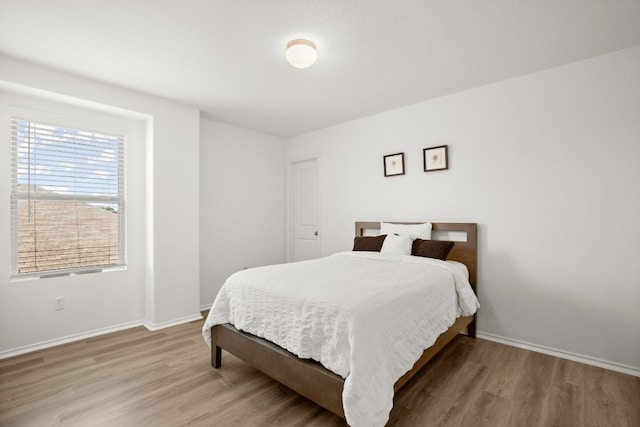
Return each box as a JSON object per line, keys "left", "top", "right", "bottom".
{"left": 210, "top": 314, "right": 474, "bottom": 419}
{"left": 211, "top": 323, "right": 345, "bottom": 418}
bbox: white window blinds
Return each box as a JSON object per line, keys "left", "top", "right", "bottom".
{"left": 10, "top": 117, "right": 125, "bottom": 277}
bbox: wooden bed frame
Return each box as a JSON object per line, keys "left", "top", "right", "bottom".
{"left": 210, "top": 221, "right": 477, "bottom": 418}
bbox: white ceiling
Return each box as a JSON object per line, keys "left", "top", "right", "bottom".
{"left": 1, "top": 1, "right": 639, "bottom": 138}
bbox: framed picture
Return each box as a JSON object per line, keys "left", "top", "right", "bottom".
{"left": 423, "top": 145, "right": 448, "bottom": 172}
{"left": 383, "top": 152, "right": 405, "bottom": 177}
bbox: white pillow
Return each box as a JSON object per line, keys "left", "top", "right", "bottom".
{"left": 380, "top": 233, "right": 414, "bottom": 255}
{"left": 380, "top": 222, "right": 432, "bottom": 240}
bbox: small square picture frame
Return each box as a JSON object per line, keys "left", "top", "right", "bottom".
{"left": 383, "top": 152, "right": 405, "bottom": 177}
{"left": 423, "top": 145, "right": 448, "bottom": 172}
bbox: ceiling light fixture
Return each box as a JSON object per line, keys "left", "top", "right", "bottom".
{"left": 285, "top": 39, "right": 317, "bottom": 69}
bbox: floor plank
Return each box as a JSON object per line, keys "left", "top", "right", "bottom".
{"left": 1, "top": 316, "right": 638, "bottom": 426}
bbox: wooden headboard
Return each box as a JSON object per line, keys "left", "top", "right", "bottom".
{"left": 354, "top": 221, "right": 478, "bottom": 292}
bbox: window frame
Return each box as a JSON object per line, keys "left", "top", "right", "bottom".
{"left": 9, "top": 107, "right": 128, "bottom": 279}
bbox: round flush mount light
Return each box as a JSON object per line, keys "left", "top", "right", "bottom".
{"left": 285, "top": 39, "right": 317, "bottom": 69}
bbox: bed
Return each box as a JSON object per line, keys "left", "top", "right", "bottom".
{"left": 203, "top": 221, "right": 478, "bottom": 426}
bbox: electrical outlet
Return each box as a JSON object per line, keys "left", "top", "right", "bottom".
{"left": 54, "top": 296, "right": 64, "bottom": 311}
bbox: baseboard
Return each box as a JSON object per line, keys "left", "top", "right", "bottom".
{"left": 200, "top": 303, "right": 212, "bottom": 311}
{"left": 0, "top": 320, "right": 144, "bottom": 360}
{"left": 477, "top": 331, "right": 640, "bottom": 377}
{"left": 143, "top": 312, "right": 203, "bottom": 331}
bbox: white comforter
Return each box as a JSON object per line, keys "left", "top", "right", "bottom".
{"left": 202, "top": 252, "right": 479, "bottom": 427}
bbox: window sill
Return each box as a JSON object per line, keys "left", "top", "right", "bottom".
{"left": 10, "top": 265, "right": 127, "bottom": 282}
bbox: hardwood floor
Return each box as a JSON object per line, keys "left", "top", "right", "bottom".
{"left": 1, "top": 316, "right": 638, "bottom": 427}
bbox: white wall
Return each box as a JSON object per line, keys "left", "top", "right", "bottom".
{"left": 199, "top": 119, "right": 286, "bottom": 306}
{"left": 285, "top": 46, "right": 640, "bottom": 373}
{"left": 0, "top": 55, "right": 201, "bottom": 355}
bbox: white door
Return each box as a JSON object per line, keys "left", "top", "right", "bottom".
{"left": 292, "top": 158, "right": 319, "bottom": 261}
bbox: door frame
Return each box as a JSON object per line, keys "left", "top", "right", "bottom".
{"left": 286, "top": 154, "right": 320, "bottom": 262}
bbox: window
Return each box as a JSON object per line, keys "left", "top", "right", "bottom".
{"left": 10, "top": 117, "right": 125, "bottom": 277}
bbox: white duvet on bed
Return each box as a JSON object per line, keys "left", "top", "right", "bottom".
{"left": 202, "top": 252, "right": 479, "bottom": 427}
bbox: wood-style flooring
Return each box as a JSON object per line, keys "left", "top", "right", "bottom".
{"left": 1, "top": 315, "right": 638, "bottom": 426}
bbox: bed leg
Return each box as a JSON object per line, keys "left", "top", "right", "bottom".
{"left": 212, "top": 345, "right": 222, "bottom": 368}
{"left": 468, "top": 315, "right": 477, "bottom": 338}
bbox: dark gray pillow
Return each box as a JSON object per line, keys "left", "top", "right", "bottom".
{"left": 412, "top": 239, "right": 455, "bottom": 260}
{"left": 352, "top": 235, "right": 387, "bottom": 252}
